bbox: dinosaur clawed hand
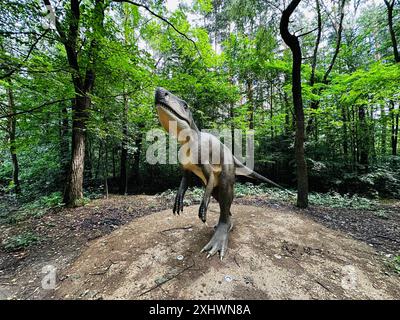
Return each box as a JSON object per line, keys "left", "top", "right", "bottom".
{"left": 173, "top": 191, "right": 185, "bottom": 214}
{"left": 198, "top": 201, "right": 208, "bottom": 222}
{"left": 201, "top": 221, "right": 233, "bottom": 260}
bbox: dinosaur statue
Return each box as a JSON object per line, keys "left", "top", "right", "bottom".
{"left": 154, "top": 87, "right": 288, "bottom": 259}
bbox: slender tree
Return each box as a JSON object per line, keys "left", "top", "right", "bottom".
{"left": 384, "top": 0, "right": 399, "bottom": 63}
{"left": 119, "top": 92, "right": 129, "bottom": 195}
{"left": 308, "top": 0, "right": 346, "bottom": 137}
{"left": 43, "top": 0, "right": 105, "bottom": 206}
{"left": 6, "top": 80, "right": 20, "bottom": 194}
{"left": 280, "top": 0, "right": 309, "bottom": 208}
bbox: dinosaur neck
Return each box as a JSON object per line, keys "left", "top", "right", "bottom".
{"left": 190, "top": 119, "right": 200, "bottom": 133}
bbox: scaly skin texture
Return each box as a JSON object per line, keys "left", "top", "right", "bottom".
{"left": 155, "top": 87, "right": 285, "bottom": 259}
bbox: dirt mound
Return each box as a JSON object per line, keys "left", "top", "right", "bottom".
{"left": 55, "top": 204, "right": 400, "bottom": 300}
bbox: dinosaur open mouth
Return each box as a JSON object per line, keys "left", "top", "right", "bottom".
{"left": 156, "top": 102, "right": 190, "bottom": 127}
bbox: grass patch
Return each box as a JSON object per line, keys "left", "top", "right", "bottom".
{"left": 159, "top": 182, "right": 386, "bottom": 213}
{"left": 0, "top": 192, "right": 63, "bottom": 225}
{"left": 386, "top": 256, "right": 400, "bottom": 274}
{"left": 2, "top": 232, "right": 41, "bottom": 252}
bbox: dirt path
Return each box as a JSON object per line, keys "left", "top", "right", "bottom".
{"left": 0, "top": 195, "right": 169, "bottom": 300}
{"left": 54, "top": 204, "right": 400, "bottom": 300}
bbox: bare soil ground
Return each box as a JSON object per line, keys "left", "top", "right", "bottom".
{"left": 0, "top": 195, "right": 399, "bottom": 300}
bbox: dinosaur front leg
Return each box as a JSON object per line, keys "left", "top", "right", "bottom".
{"left": 198, "top": 164, "right": 214, "bottom": 222}
{"left": 201, "top": 167, "right": 234, "bottom": 259}
{"left": 173, "top": 170, "right": 190, "bottom": 214}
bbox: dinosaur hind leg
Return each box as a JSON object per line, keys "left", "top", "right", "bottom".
{"left": 201, "top": 166, "right": 234, "bottom": 259}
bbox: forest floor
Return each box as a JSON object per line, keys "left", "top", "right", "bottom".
{"left": 0, "top": 194, "right": 399, "bottom": 300}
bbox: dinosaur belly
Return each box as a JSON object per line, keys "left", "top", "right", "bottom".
{"left": 183, "top": 162, "right": 207, "bottom": 185}
{"left": 180, "top": 142, "right": 221, "bottom": 187}
{"left": 182, "top": 162, "right": 221, "bottom": 187}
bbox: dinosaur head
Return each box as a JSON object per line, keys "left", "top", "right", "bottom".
{"left": 155, "top": 87, "right": 195, "bottom": 136}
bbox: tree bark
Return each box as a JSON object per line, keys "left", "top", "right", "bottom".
{"left": 384, "top": 0, "right": 400, "bottom": 63}
{"left": 63, "top": 96, "right": 89, "bottom": 206}
{"left": 280, "top": 0, "right": 309, "bottom": 208}
{"left": 6, "top": 81, "right": 20, "bottom": 194}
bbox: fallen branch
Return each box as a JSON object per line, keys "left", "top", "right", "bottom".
{"left": 315, "top": 279, "right": 332, "bottom": 293}
{"left": 160, "top": 225, "right": 193, "bottom": 235}
{"left": 233, "top": 253, "right": 241, "bottom": 268}
{"left": 138, "top": 258, "right": 195, "bottom": 297}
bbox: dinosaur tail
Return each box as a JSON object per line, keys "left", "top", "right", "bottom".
{"left": 234, "top": 157, "right": 294, "bottom": 195}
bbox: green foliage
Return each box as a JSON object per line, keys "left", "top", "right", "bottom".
{"left": 193, "top": 0, "right": 213, "bottom": 13}
{"left": 308, "top": 192, "right": 378, "bottom": 211}
{"left": 159, "top": 186, "right": 204, "bottom": 205}
{"left": 0, "top": 192, "right": 62, "bottom": 225}
{"left": 386, "top": 256, "right": 400, "bottom": 274}
{"left": 0, "top": 0, "right": 399, "bottom": 214}
{"left": 2, "top": 232, "right": 41, "bottom": 252}
{"left": 159, "top": 182, "right": 389, "bottom": 215}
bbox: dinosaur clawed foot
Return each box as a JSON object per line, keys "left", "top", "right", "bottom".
{"left": 201, "top": 221, "right": 233, "bottom": 260}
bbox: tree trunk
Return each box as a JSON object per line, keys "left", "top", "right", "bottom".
{"left": 342, "top": 105, "right": 348, "bottom": 161}
{"left": 322, "top": 0, "right": 346, "bottom": 83}
{"left": 104, "top": 139, "right": 109, "bottom": 199}
{"left": 280, "top": 0, "right": 309, "bottom": 208}
{"left": 112, "top": 146, "right": 116, "bottom": 179}
{"left": 60, "top": 104, "right": 69, "bottom": 186}
{"left": 390, "top": 101, "right": 399, "bottom": 156}
{"left": 119, "top": 92, "right": 129, "bottom": 195}
{"left": 381, "top": 105, "right": 387, "bottom": 156}
{"left": 84, "top": 132, "right": 93, "bottom": 180}
{"left": 132, "top": 130, "right": 143, "bottom": 186}
{"left": 51, "top": 0, "right": 105, "bottom": 206}
{"left": 370, "top": 108, "right": 376, "bottom": 163}
{"left": 282, "top": 82, "right": 292, "bottom": 135}
{"left": 6, "top": 82, "right": 20, "bottom": 194}
{"left": 307, "top": 0, "right": 345, "bottom": 137}
{"left": 358, "top": 105, "right": 369, "bottom": 171}
{"left": 246, "top": 79, "right": 254, "bottom": 130}
{"left": 63, "top": 96, "right": 89, "bottom": 206}
{"left": 384, "top": 0, "right": 400, "bottom": 63}
{"left": 229, "top": 102, "right": 235, "bottom": 155}
{"left": 95, "top": 139, "right": 103, "bottom": 179}
{"left": 310, "top": 0, "right": 321, "bottom": 87}
{"left": 270, "top": 82, "right": 274, "bottom": 138}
